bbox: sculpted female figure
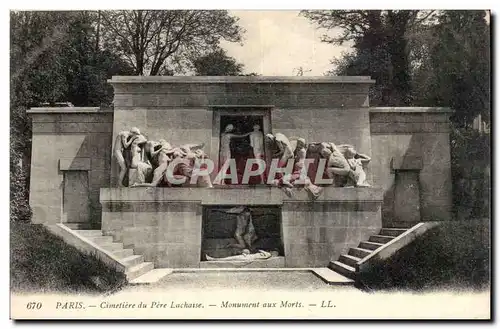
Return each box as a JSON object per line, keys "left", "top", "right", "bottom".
{"left": 220, "top": 124, "right": 250, "bottom": 166}
{"left": 113, "top": 127, "right": 141, "bottom": 187}
{"left": 128, "top": 133, "right": 151, "bottom": 185}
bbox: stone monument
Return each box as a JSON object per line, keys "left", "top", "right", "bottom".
{"left": 27, "top": 76, "right": 453, "bottom": 269}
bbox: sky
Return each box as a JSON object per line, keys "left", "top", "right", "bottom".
{"left": 220, "top": 11, "right": 352, "bottom": 76}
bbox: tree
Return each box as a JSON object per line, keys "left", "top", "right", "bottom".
{"left": 192, "top": 48, "right": 244, "bottom": 76}
{"left": 412, "top": 11, "right": 490, "bottom": 126}
{"left": 10, "top": 11, "right": 133, "bottom": 221}
{"left": 301, "top": 10, "right": 437, "bottom": 105}
{"left": 99, "top": 10, "right": 244, "bottom": 75}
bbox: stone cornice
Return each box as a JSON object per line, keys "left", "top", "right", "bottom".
{"left": 107, "top": 76, "right": 376, "bottom": 84}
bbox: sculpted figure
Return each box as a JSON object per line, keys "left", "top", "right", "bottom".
{"left": 265, "top": 132, "right": 295, "bottom": 165}
{"left": 132, "top": 139, "right": 174, "bottom": 187}
{"left": 232, "top": 206, "right": 258, "bottom": 250}
{"left": 338, "top": 145, "right": 371, "bottom": 187}
{"left": 164, "top": 143, "right": 212, "bottom": 187}
{"left": 317, "top": 142, "right": 352, "bottom": 186}
{"left": 129, "top": 133, "right": 148, "bottom": 169}
{"left": 128, "top": 133, "right": 152, "bottom": 185}
{"left": 220, "top": 124, "right": 250, "bottom": 165}
{"left": 249, "top": 124, "right": 266, "bottom": 183}
{"left": 280, "top": 138, "right": 323, "bottom": 200}
{"left": 212, "top": 206, "right": 257, "bottom": 250}
{"left": 113, "top": 127, "right": 141, "bottom": 187}
{"left": 205, "top": 249, "right": 278, "bottom": 262}
{"left": 249, "top": 124, "right": 264, "bottom": 159}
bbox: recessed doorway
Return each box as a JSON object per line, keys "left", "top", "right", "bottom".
{"left": 219, "top": 115, "right": 264, "bottom": 185}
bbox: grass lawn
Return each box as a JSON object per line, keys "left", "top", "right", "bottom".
{"left": 10, "top": 221, "right": 126, "bottom": 294}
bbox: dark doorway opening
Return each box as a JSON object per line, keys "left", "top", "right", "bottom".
{"left": 201, "top": 206, "right": 284, "bottom": 260}
{"left": 219, "top": 115, "right": 265, "bottom": 185}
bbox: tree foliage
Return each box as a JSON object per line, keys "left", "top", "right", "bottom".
{"left": 99, "top": 10, "right": 243, "bottom": 75}
{"left": 302, "top": 10, "right": 490, "bottom": 126}
{"left": 10, "top": 11, "right": 133, "bottom": 221}
{"left": 192, "top": 48, "right": 244, "bottom": 76}
{"left": 412, "top": 11, "right": 490, "bottom": 126}
{"left": 301, "top": 10, "right": 438, "bottom": 106}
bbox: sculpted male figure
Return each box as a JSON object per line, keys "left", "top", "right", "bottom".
{"left": 113, "top": 127, "right": 141, "bottom": 187}
{"left": 280, "top": 138, "right": 323, "bottom": 199}
{"left": 265, "top": 133, "right": 295, "bottom": 186}
{"left": 266, "top": 132, "right": 294, "bottom": 165}
{"left": 338, "top": 144, "right": 372, "bottom": 187}
{"left": 132, "top": 139, "right": 174, "bottom": 187}
{"left": 249, "top": 124, "right": 264, "bottom": 159}
{"left": 319, "top": 142, "right": 352, "bottom": 186}
{"left": 249, "top": 124, "right": 266, "bottom": 183}
{"left": 164, "top": 143, "right": 213, "bottom": 187}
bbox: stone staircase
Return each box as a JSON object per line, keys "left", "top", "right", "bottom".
{"left": 328, "top": 227, "right": 409, "bottom": 280}
{"left": 74, "top": 230, "right": 154, "bottom": 281}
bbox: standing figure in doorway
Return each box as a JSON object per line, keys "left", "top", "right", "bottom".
{"left": 219, "top": 124, "right": 250, "bottom": 185}
{"left": 249, "top": 124, "right": 266, "bottom": 183}
{"left": 113, "top": 127, "right": 141, "bottom": 187}
{"left": 249, "top": 124, "right": 264, "bottom": 159}
{"left": 220, "top": 124, "right": 250, "bottom": 165}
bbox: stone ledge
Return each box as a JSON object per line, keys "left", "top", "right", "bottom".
{"left": 370, "top": 107, "right": 453, "bottom": 113}
{"left": 100, "top": 187, "right": 384, "bottom": 205}
{"left": 108, "top": 76, "right": 375, "bottom": 84}
{"left": 28, "top": 107, "right": 112, "bottom": 114}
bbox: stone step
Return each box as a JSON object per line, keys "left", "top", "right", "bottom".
{"left": 98, "top": 242, "right": 125, "bottom": 251}
{"left": 121, "top": 255, "right": 144, "bottom": 268}
{"left": 359, "top": 241, "right": 384, "bottom": 251}
{"left": 130, "top": 269, "right": 173, "bottom": 285}
{"left": 328, "top": 261, "right": 356, "bottom": 280}
{"left": 86, "top": 235, "right": 114, "bottom": 244}
{"left": 339, "top": 254, "right": 361, "bottom": 268}
{"left": 379, "top": 228, "right": 408, "bottom": 237}
{"left": 126, "top": 262, "right": 155, "bottom": 281}
{"left": 348, "top": 247, "right": 372, "bottom": 259}
{"left": 112, "top": 249, "right": 135, "bottom": 259}
{"left": 65, "top": 223, "right": 100, "bottom": 230}
{"left": 369, "top": 235, "right": 395, "bottom": 244}
{"left": 310, "top": 268, "right": 354, "bottom": 285}
{"left": 73, "top": 230, "right": 103, "bottom": 237}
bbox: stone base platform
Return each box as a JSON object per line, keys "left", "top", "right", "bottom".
{"left": 100, "top": 187, "right": 384, "bottom": 269}
{"left": 200, "top": 257, "right": 285, "bottom": 268}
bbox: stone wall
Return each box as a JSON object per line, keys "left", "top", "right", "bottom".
{"left": 108, "top": 76, "right": 374, "bottom": 185}
{"left": 28, "top": 108, "right": 113, "bottom": 226}
{"left": 100, "top": 187, "right": 383, "bottom": 268}
{"left": 369, "top": 108, "right": 453, "bottom": 224}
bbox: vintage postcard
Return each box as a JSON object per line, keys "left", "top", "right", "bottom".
{"left": 9, "top": 9, "right": 491, "bottom": 320}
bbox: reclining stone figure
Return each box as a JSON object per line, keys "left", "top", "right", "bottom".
{"left": 337, "top": 144, "right": 371, "bottom": 187}
{"left": 205, "top": 249, "right": 278, "bottom": 262}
